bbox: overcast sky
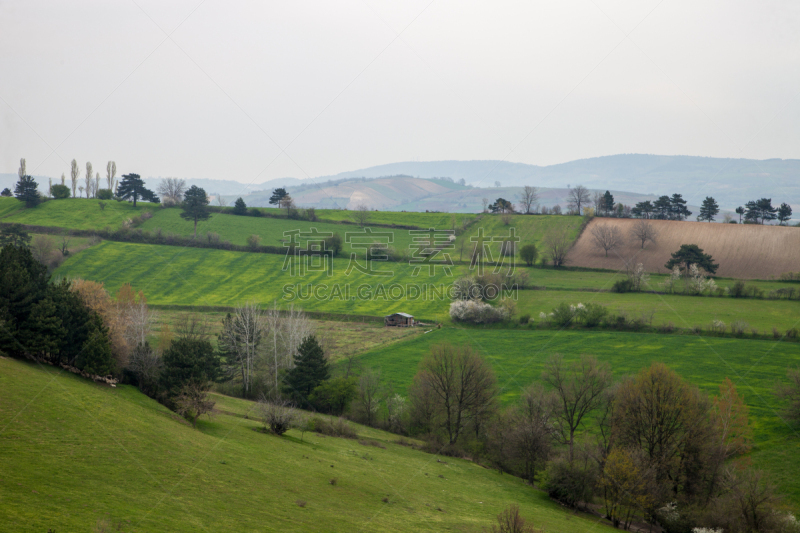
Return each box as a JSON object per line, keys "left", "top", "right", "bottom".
{"left": 2, "top": 0, "right": 799, "bottom": 184}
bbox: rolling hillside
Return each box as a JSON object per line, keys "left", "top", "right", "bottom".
{"left": 568, "top": 217, "right": 800, "bottom": 279}
{"left": 0, "top": 356, "right": 615, "bottom": 532}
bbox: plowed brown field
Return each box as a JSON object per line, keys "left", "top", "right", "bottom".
{"left": 567, "top": 218, "right": 800, "bottom": 279}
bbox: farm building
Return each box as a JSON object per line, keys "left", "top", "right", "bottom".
{"left": 385, "top": 312, "right": 414, "bottom": 327}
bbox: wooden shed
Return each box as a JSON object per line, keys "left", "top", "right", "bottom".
{"left": 384, "top": 312, "right": 414, "bottom": 327}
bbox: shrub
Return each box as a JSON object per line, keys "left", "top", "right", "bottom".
{"left": 543, "top": 457, "right": 596, "bottom": 509}
{"left": 258, "top": 400, "right": 295, "bottom": 435}
{"left": 788, "top": 328, "right": 799, "bottom": 339}
{"left": 96, "top": 188, "right": 113, "bottom": 200}
{"left": 324, "top": 233, "right": 343, "bottom": 256}
{"left": 248, "top": 207, "right": 262, "bottom": 217}
{"left": 658, "top": 322, "right": 676, "bottom": 333}
{"left": 247, "top": 234, "right": 261, "bottom": 249}
{"left": 519, "top": 244, "right": 538, "bottom": 266}
{"left": 448, "top": 299, "right": 509, "bottom": 324}
{"left": 730, "top": 280, "right": 746, "bottom": 298}
{"left": 519, "top": 314, "right": 531, "bottom": 325}
{"left": 710, "top": 320, "right": 726, "bottom": 334}
{"left": 98, "top": 201, "right": 106, "bottom": 211}
{"left": 730, "top": 320, "right": 748, "bottom": 337}
{"left": 310, "top": 416, "right": 357, "bottom": 439}
{"left": 206, "top": 232, "right": 220, "bottom": 244}
{"left": 550, "top": 302, "right": 576, "bottom": 327}
{"left": 578, "top": 303, "right": 607, "bottom": 327}
{"left": 611, "top": 279, "right": 633, "bottom": 293}
{"left": 51, "top": 184, "right": 71, "bottom": 199}
{"left": 488, "top": 504, "right": 544, "bottom": 533}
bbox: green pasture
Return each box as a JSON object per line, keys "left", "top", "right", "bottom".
{"left": 459, "top": 214, "right": 584, "bottom": 258}
{"left": 0, "top": 357, "right": 614, "bottom": 532}
{"left": 0, "top": 197, "right": 25, "bottom": 218}
{"left": 141, "top": 208, "right": 425, "bottom": 254}
{"left": 355, "top": 328, "right": 800, "bottom": 499}
{"left": 55, "top": 241, "right": 457, "bottom": 320}
{"left": 0, "top": 197, "right": 158, "bottom": 230}
{"left": 512, "top": 288, "right": 800, "bottom": 333}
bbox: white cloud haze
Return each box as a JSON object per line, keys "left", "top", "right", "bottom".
{"left": 2, "top": 0, "right": 799, "bottom": 183}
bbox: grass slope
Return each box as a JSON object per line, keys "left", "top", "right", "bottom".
{"left": 55, "top": 241, "right": 457, "bottom": 320}
{"left": 355, "top": 328, "right": 800, "bottom": 500}
{"left": 140, "top": 208, "right": 420, "bottom": 254}
{"left": 0, "top": 197, "right": 158, "bottom": 230}
{"left": 0, "top": 357, "right": 615, "bottom": 532}
{"left": 458, "top": 214, "right": 584, "bottom": 259}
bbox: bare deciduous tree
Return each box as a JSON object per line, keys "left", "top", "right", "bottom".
{"left": 70, "top": 159, "right": 79, "bottom": 198}
{"left": 157, "top": 177, "right": 187, "bottom": 206}
{"left": 258, "top": 398, "right": 295, "bottom": 435}
{"left": 127, "top": 342, "right": 162, "bottom": 396}
{"left": 30, "top": 235, "right": 56, "bottom": 265}
{"left": 542, "top": 227, "right": 571, "bottom": 267}
{"left": 629, "top": 219, "right": 658, "bottom": 249}
{"left": 106, "top": 161, "right": 116, "bottom": 190}
{"left": 85, "top": 161, "right": 94, "bottom": 198}
{"left": 590, "top": 224, "right": 623, "bottom": 257}
{"left": 218, "top": 301, "right": 264, "bottom": 396}
{"left": 567, "top": 185, "right": 590, "bottom": 215}
{"left": 510, "top": 383, "right": 557, "bottom": 485}
{"left": 357, "top": 369, "right": 382, "bottom": 427}
{"left": 351, "top": 203, "right": 371, "bottom": 227}
{"left": 174, "top": 382, "right": 215, "bottom": 428}
{"left": 517, "top": 186, "right": 539, "bottom": 214}
{"left": 482, "top": 197, "right": 489, "bottom": 213}
{"left": 542, "top": 354, "right": 611, "bottom": 460}
{"left": 412, "top": 343, "right": 496, "bottom": 444}
{"left": 592, "top": 191, "right": 604, "bottom": 215}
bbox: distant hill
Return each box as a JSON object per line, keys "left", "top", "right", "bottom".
{"left": 311, "top": 155, "right": 800, "bottom": 210}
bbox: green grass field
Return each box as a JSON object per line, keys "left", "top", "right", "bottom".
{"left": 0, "top": 357, "right": 615, "bottom": 532}
{"left": 354, "top": 328, "right": 800, "bottom": 499}
{"left": 55, "top": 241, "right": 800, "bottom": 329}
{"left": 55, "top": 241, "right": 457, "bottom": 320}
{"left": 0, "top": 197, "right": 158, "bottom": 230}
{"left": 140, "top": 208, "right": 425, "bottom": 255}
{"left": 512, "top": 288, "right": 800, "bottom": 332}
{"left": 458, "top": 213, "right": 585, "bottom": 259}
{"left": 0, "top": 197, "right": 26, "bottom": 218}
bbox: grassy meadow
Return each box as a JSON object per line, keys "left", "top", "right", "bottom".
{"left": 353, "top": 327, "right": 800, "bottom": 498}
{"left": 0, "top": 197, "right": 158, "bottom": 230}
{"left": 0, "top": 357, "right": 615, "bottom": 532}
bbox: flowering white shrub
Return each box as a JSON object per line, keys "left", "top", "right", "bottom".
{"left": 692, "top": 528, "right": 724, "bottom": 533}
{"left": 688, "top": 264, "right": 715, "bottom": 294}
{"left": 449, "top": 299, "right": 510, "bottom": 324}
{"left": 629, "top": 262, "right": 650, "bottom": 291}
{"left": 710, "top": 319, "right": 726, "bottom": 334}
{"left": 662, "top": 266, "right": 682, "bottom": 293}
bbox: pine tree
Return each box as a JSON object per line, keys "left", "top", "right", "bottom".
{"left": 602, "top": 191, "right": 614, "bottom": 216}
{"left": 233, "top": 197, "right": 247, "bottom": 215}
{"left": 777, "top": 203, "right": 793, "bottom": 225}
{"left": 664, "top": 244, "right": 719, "bottom": 275}
{"left": 698, "top": 196, "right": 719, "bottom": 222}
{"left": 283, "top": 335, "right": 329, "bottom": 408}
{"left": 14, "top": 175, "right": 40, "bottom": 207}
{"left": 117, "top": 173, "right": 159, "bottom": 207}
{"left": 180, "top": 185, "right": 212, "bottom": 238}
{"left": 269, "top": 187, "right": 292, "bottom": 216}
{"left": 669, "top": 194, "right": 691, "bottom": 221}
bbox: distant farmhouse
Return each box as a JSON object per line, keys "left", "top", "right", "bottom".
{"left": 384, "top": 312, "right": 414, "bottom": 327}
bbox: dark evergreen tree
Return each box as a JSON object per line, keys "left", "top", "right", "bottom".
{"left": 1, "top": 188, "right": 12, "bottom": 197}
{"left": 14, "top": 174, "right": 40, "bottom": 207}
{"left": 232, "top": 197, "right": 247, "bottom": 215}
{"left": 74, "top": 317, "right": 114, "bottom": 376}
{"left": 735, "top": 206, "right": 745, "bottom": 223}
{"left": 777, "top": 202, "right": 793, "bottom": 225}
{"left": 664, "top": 244, "right": 718, "bottom": 275}
{"left": 632, "top": 200, "right": 654, "bottom": 219}
{"left": 180, "top": 185, "right": 212, "bottom": 238}
{"left": 669, "top": 193, "right": 691, "bottom": 220}
{"left": 653, "top": 195, "right": 671, "bottom": 219}
{"left": 282, "top": 335, "right": 329, "bottom": 408}
{"left": 269, "top": 187, "right": 292, "bottom": 215}
{"left": 160, "top": 337, "right": 220, "bottom": 397}
{"left": 0, "top": 224, "right": 32, "bottom": 248}
{"left": 117, "top": 173, "right": 159, "bottom": 207}
{"left": 602, "top": 191, "right": 614, "bottom": 216}
{"left": 744, "top": 198, "right": 777, "bottom": 224}
{"left": 489, "top": 198, "right": 514, "bottom": 213}
{"left": 698, "top": 196, "right": 719, "bottom": 222}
